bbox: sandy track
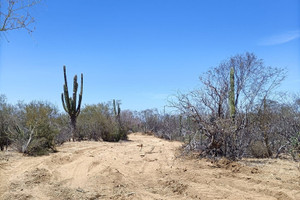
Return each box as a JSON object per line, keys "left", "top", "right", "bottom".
{"left": 0, "top": 133, "right": 300, "bottom": 200}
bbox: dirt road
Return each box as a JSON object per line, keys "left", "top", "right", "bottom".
{"left": 0, "top": 133, "right": 299, "bottom": 200}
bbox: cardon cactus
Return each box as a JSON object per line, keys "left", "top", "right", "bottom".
{"left": 113, "top": 99, "right": 121, "bottom": 118}
{"left": 112, "top": 99, "right": 128, "bottom": 140}
{"left": 61, "top": 66, "right": 83, "bottom": 140}
{"left": 229, "top": 67, "right": 235, "bottom": 120}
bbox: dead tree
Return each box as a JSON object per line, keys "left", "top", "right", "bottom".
{"left": 169, "top": 52, "right": 286, "bottom": 159}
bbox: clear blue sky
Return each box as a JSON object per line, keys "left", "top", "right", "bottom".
{"left": 0, "top": 0, "right": 299, "bottom": 112}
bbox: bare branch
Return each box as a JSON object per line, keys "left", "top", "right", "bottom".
{"left": 0, "top": 0, "right": 40, "bottom": 35}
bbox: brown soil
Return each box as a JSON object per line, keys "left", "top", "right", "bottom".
{"left": 0, "top": 133, "right": 299, "bottom": 200}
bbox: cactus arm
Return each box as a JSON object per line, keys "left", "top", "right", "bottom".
{"left": 72, "top": 75, "right": 78, "bottom": 114}
{"left": 63, "top": 66, "right": 68, "bottom": 89}
{"left": 61, "top": 93, "right": 68, "bottom": 113}
{"left": 64, "top": 85, "right": 71, "bottom": 112}
{"left": 76, "top": 95, "right": 82, "bottom": 117}
{"left": 63, "top": 66, "right": 71, "bottom": 111}
{"left": 76, "top": 73, "right": 83, "bottom": 115}
{"left": 113, "top": 99, "right": 117, "bottom": 116}
{"left": 117, "top": 103, "right": 121, "bottom": 116}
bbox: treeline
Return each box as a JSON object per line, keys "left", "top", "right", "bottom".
{"left": 0, "top": 52, "right": 299, "bottom": 160}
{"left": 0, "top": 97, "right": 181, "bottom": 155}
{"left": 0, "top": 93, "right": 299, "bottom": 159}
{"left": 0, "top": 98, "right": 129, "bottom": 155}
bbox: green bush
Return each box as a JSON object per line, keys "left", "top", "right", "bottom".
{"left": 0, "top": 95, "right": 13, "bottom": 151}
{"left": 290, "top": 132, "right": 300, "bottom": 161}
{"left": 28, "top": 123, "right": 57, "bottom": 156}
{"left": 77, "top": 103, "right": 119, "bottom": 141}
{"left": 101, "top": 125, "right": 128, "bottom": 142}
{"left": 118, "top": 126, "right": 128, "bottom": 140}
{"left": 9, "top": 101, "right": 59, "bottom": 155}
{"left": 77, "top": 103, "right": 129, "bottom": 142}
{"left": 26, "top": 138, "right": 51, "bottom": 156}
{"left": 101, "top": 130, "right": 121, "bottom": 142}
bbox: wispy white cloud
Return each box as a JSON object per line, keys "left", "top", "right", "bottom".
{"left": 259, "top": 30, "right": 300, "bottom": 46}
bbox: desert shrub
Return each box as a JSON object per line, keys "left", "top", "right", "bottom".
{"left": 77, "top": 103, "right": 121, "bottom": 141}
{"left": 168, "top": 53, "right": 288, "bottom": 160}
{"left": 26, "top": 123, "right": 58, "bottom": 156}
{"left": 156, "top": 114, "right": 185, "bottom": 141}
{"left": 120, "top": 110, "right": 141, "bottom": 133}
{"left": 101, "top": 129, "right": 121, "bottom": 142}
{"left": 118, "top": 126, "right": 128, "bottom": 140}
{"left": 8, "top": 124, "right": 34, "bottom": 153}
{"left": 290, "top": 132, "right": 300, "bottom": 161}
{"left": 55, "top": 114, "right": 71, "bottom": 144}
{"left": 0, "top": 95, "right": 13, "bottom": 151}
{"left": 139, "top": 109, "right": 160, "bottom": 133}
{"left": 26, "top": 137, "right": 49, "bottom": 156}
{"left": 8, "top": 101, "right": 59, "bottom": 155}
{"left": 109, "top": 124, "right": 128, "bottom": 141}
{"left": 250, "top": 140, "right": 269, "bottom": 158}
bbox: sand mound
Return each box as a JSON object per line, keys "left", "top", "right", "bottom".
{"left": 1, "top": 133, "right": 299, "bottom": 199}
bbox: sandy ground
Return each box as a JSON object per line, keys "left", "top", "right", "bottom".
{"left": 0, "top": 133, "right": 300, "bottom": 200}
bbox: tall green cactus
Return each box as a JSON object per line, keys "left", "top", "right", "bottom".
{"left": 113, "top": 99, "right": 121, "bottom": 128}
{"left": 227, "top": 67, "right": 237, "bottom": 158}
{"left": 61, "top": 66, "right": 83, "bottom": 140}
{"left": 113, "top": 99, "right": 121, "bottom": 118}
{"left": 112, "top": 99, "right": 127, "bottom": 140}
{"left": 229, "top": 67, "right": 235, "bottom": 120}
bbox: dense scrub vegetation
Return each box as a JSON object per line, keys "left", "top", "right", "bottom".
{"left": 167, "top": 53, "right": 300, "bottom": 160}
{"left": 0, "top": 98, "right": 62, "bottom": 155}
{"left": 0, "top": 53, "right": 299, "bottom": 160}
{"left": 0, "top": 98, "right": 131, "bottom": 155}
{"left": 76, "top": 101, "right": 128, "bottom": 142}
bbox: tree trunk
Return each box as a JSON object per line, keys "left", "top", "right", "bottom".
{"left": 70, "top": 117, "right": 77, "bottom": 141}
